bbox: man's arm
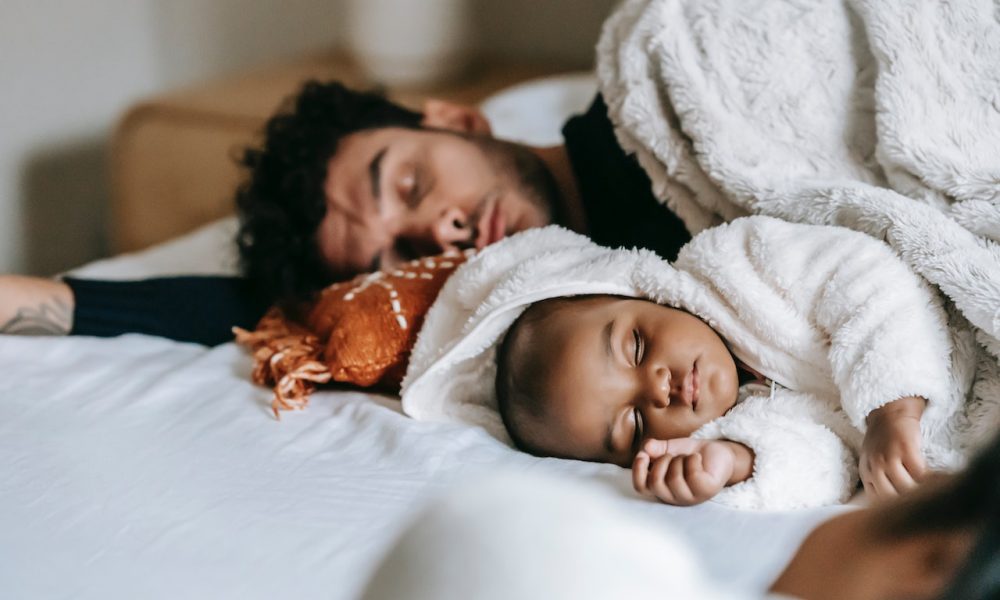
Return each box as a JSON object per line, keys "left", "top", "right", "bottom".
{"left": 2, "top": 275, "right": 271, "bottom": 345}
{"left": 0, "top": 275, "right": 73, "bottom": 336}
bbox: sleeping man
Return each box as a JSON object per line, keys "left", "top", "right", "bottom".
{"left": 399, "top": 219, "right": 999, "bottom": 510}
{"left": 0, "top": 76, "right": 690, "bottom": 345}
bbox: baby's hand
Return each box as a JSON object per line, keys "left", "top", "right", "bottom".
{"left": 632, "top": 438, "right": 744, "bottom": 506}
{"left": 861, "top": 396, "right": 928, "bottom": 499}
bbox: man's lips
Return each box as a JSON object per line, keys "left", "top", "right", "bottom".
{"left": 474, "top": 199, "right": 506, "bottom": 250}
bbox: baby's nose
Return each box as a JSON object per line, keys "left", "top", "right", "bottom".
{"left": 645, "top": 366, "right": 671, "bottom": 409}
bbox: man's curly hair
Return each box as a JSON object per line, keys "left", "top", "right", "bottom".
{"left": 235, "top": 80, "right": 422, "bottom": 304}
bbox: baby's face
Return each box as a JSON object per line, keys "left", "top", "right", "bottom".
{"left": 532, "top": 297, "right": 739, "bottom": 467}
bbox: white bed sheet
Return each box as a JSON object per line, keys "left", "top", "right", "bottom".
{"left": 1, "top": 75, "right": 847, "bottom": 599}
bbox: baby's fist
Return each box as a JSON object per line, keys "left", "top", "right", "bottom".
{"left": 632, "top": 438, "right": 735, "bottom": 506}
{"left": 861, "top": 397, "right": 928, "bottom": 499}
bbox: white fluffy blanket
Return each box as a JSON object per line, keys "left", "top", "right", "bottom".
{"left": 597, "top": 0, "right": 1000, "bottom": 376}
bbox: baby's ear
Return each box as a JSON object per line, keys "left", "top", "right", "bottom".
{"left": 421, "top": 99, "right": 492, "bottom": 135}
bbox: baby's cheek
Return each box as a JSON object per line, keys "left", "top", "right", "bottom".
{"left": 713, "top": 367, "right": 739, "bottom": 410}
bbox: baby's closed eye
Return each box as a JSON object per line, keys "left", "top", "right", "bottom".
{"left": 631, "top": 407, "right": 645, "bottom": 455}
{"left": 631, "top": 328, "right": 644, "bottom": 365}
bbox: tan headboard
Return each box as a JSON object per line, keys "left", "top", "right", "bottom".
{"left": 110, "top": 51, "right": 566, "bottom": 253}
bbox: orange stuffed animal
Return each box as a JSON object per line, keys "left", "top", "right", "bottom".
{"left": 235, "top": 250, "right": 472, "bottom": 418}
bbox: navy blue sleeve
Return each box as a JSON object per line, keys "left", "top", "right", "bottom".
{"left": 65, "top": 276, "right": 271, "bottom": 346}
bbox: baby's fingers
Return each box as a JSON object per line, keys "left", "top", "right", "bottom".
{"left": 886, "top": 452, "right": 928, "bottom": 495}
{"left": 632, "top": 452, "right": 651, "bottom": 495}
{"left": 648, "top": 454, "right": 678, "bottom": 504}
{"left": 665, "top": 454, "right": 698, "bottom": 505}
{"left": 902, "top": 452, "right": 929, "bottom": 483}
{"left": 640, "top": 439, "right": 671, "bottom": 459}
{"left": 687, "top": 464, "right": 725, "bottom": 502}
{"left": 885, "top": 460, "right": 918, "bottom": 494}
{"left": 864, "top": 467, "right": 898, "bottom": 500}
{"left": 643, "top": 437, "right": 702, "bottom": 458}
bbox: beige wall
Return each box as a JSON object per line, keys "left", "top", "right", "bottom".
{"left": 474, "top": 0, "right": 613, "bottom": 66}
{"left": 0, "top": 0, "right": 614, "bottom": 275}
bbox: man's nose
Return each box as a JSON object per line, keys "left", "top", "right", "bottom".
{"left": 642, "top": 365, "right": 671, "bottom": 409}
{"left": 430, "top": 207, "right": 473, "bottom": 251}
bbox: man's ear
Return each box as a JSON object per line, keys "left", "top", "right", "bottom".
{"left": 421, "top": 99, "right": 492, "bottom": 135}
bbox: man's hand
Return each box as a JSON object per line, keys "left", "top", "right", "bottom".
{"left": 632, "top": 438, "right": 753, "bottom": 506}
{"left": 0, "top": 275, "right": 73, "bottom": 336}
{"left": 860, "top": 396, "right": 928, "bottom": 499}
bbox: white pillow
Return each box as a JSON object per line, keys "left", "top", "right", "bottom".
{"left": 481, "top": 72, "right": 597, "bottom": 145}
{"left": 68, "top": 217, "right": 240, "bottom": 280}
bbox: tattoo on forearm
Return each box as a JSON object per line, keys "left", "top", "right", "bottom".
{"left": 1, "top": 296, "right": 71, "bottom": 335}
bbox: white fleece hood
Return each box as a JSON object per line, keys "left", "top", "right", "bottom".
{"left": 400, "top": 226, "right": 663, "bottom": 442}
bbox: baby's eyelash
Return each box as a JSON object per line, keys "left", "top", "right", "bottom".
{"left": 632, "top": 407, "right": 644, "bottom": 453}
{"left": 632, "top": 329, "right": 644, "bottom": 365}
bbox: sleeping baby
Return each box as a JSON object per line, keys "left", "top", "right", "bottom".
{"left": 496, "top": 294, "right": 923, "bottom": 506}
{"left": 400, "top": 218, "right": 998, "bottom": 510}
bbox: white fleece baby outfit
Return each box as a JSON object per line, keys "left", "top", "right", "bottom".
{"left": 402, "top": 218, "right": 996, "bottom": 510}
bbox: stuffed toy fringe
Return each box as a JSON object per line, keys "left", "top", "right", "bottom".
{"left": 233, "top": 308, "right": 331, "bottom": 419}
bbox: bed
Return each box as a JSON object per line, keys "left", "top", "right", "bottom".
{"left": 0, "top": 75, "right": 847, "bottom": 599}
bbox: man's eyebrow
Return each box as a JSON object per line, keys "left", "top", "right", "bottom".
{"left": 368, "top": 146, "right": 388, "bottom": 203}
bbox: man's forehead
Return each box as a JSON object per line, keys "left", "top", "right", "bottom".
{"left": 339, "top": 125, "right": 439, "bottom": 151}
